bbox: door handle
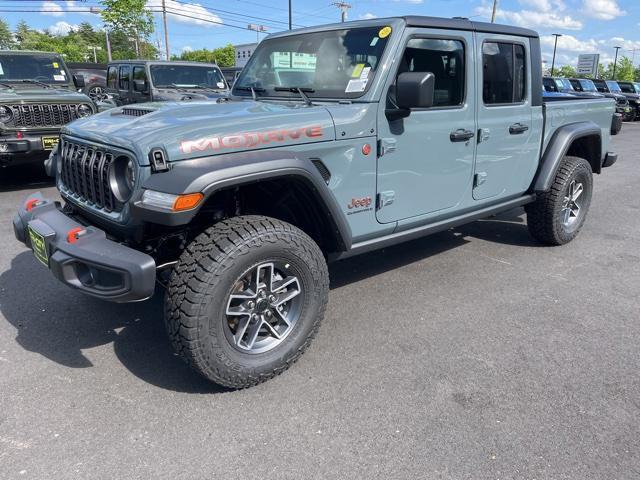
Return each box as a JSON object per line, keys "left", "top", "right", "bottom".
{"left": 450, "top": 129, "right": 475, "bottom": 143}
{"left": 509, "top": 123, "right": 529, "bottom": 135}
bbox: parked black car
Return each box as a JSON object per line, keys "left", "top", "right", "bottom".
{"left": 544, "top": 77, "right": 601, "bottom": 98}
{"left": 615, "top": 81, "right": 640, "bottom": 120}
{"left": 591, "top": 78, "right": 635, "bottom": 121}
{"left": 66, "top": 62, "right": 107, "bottom": 101}
{"left": 104, "top": 60, "right": 229, "bottom": 106}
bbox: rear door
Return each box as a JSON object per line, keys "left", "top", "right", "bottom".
{"left": 376, "top": 28, "right": 476, "bottom": 223}
{"left": 473, "top": 35, "right": 537, "bottom": 200}
{"left": 106, "top": 65, "right": 118, "bottom": 99}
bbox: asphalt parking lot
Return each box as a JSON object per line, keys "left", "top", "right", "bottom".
{"left": 1, "top": 125, "right": 639, "bottom": 480}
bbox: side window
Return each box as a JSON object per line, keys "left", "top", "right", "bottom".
{"left": 133, "top": 66, "right": 147, "bottom": 82}
{"left": 399, "top": 38, "right": 465, "bottom": 107}
{"left": 119, "top": 65, "right": 131, "bottom": 90}
{"left": 482, "top": 42, "right": 526, "bottom": 104}
{"left": 107, "top": 66, "right": 117, "bottom": 89}
{"left": 543, "top": 77, "right": 556, "bottom": 92}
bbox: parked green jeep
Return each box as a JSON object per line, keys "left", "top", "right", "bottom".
{"left": 0, "top": 51, "right": 95, "bottom": 167}
{"left": 14, "top": 17, "right": 618, "bottom": 388}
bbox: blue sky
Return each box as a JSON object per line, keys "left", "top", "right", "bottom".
{"left": 1, "top": 0, "right": 638, "bottom": 66}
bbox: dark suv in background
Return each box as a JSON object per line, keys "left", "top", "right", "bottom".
{"left": 615, "top": 81, "right": 640, "bottom": 120}
{"left": 66, "top": 62, "right": 107, "bottom": 101}
{"left": 104, "top": 60, "right": 229, "bottom": 106}
{"left": 592, "top": 78, "right": 635, "bottom": 121}
{"left": 0, "top": 50, "right": 95, "bottom": 167}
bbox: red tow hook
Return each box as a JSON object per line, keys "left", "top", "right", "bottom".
{"left": 67, "top": 227, "right": 87, "bottom": 244}
{"left": 25, "top": 198, "right": 45, "bottom": 212}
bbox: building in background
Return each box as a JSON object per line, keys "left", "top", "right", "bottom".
{"left": 234, "top": 43, "right": 258, "bottom": 68}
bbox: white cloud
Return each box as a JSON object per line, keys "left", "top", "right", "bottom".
{"left": 182, "top": 45, "right": 193, "bottom": 52}
{"left": 360, "top": 13, "right": 377, "bottom": 20}
{"left": 392, "top": 0, "right": 424, "bottom": 3}
{"left": 474, "top": 2, "right": 582, "bottom": 30}
{"left": 146, "top": 1, "right": 223, "bottom": 27}
{"left": 48, "top": 21, "right": 77, "bottom": 36}
{"left": 41, "top": 1, "right": 64, "bottom": 17}
{"left": 582, "top": 0, "right": 625, "bottom": 21}
{"left": 538, "top": 34, "right": 637, "bottom": 67}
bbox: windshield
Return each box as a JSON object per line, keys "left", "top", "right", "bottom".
{"left": 579, "top": 79, "right": 598, "bottom": 92}
{"left": 233, "top": 26, "right": 392, "bottom": 99}
{"left": 0, "top": 53, "right": 70, "bottom": 84}
{"left": 606, "top": 80, "right": 622, "bottom": 92}
{"left": 554, "top": 78, "right": 573, "bottom": 91}
{"left": 150, "top": 65, "right": 227, "bottom": 89}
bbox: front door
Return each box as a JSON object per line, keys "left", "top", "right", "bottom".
{"left": 376, "top": 29, "right": 476, "bottom": 224}
{"left": 474, "top": 35, "right": 536, "bottom": 200}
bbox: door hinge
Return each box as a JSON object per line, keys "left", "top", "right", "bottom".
{"left": 474, "top": 172, "right": 488, "bottom": 188}
{"left": 377, "top": 191, "right": 395, "bottom": 210}
{"left": 377, "top": 138, "right": 397, "bottom": 157}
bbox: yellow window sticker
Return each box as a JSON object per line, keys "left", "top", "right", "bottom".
{"left": 52, "top": 62, "right": 59, "bottom": 68}
{"left": 379, "top": 26, "right": 392, "bottom": 39}
{"left": 351, "top": 63, "right": 365, "bottom": 78}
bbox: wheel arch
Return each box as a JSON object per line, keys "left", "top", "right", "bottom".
{"left": 533, "top": 122, "right": 603, "bottom": 193}
{"left": 139, "top": 150, "right": 352, "bottom": 254}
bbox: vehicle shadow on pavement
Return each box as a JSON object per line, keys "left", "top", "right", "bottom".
{"left": 0, "top": 163, "right": 54, "bottom": 193}
{"left": 0, "top": 252, "right": 225, "bottom": 394}
{"left": 0, "top": 208, "right": 536, "bottom": 393}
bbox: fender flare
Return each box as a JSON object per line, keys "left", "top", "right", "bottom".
{"left": 136, "top": 149, "right": 353, "bottom": 251}
{"left": 532, "top": 121, "right": 602, "bottom": 192}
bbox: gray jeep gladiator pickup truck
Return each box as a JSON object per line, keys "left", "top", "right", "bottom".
{"left": 0, "top": 51, "right": 95, "bottom": 167}
{"left": 14, "top": 17, "right": 618, "bottom": 388}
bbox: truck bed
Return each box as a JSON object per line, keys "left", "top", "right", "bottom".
{"left": 542, "top": 97, "right": 615, "bottom": 158}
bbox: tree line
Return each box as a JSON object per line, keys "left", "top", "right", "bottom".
{"left": 0, "top": 18, "right": 235, "bottom": 67}
{"left": 545, "top": 58, "right": 639, "bottom": 81}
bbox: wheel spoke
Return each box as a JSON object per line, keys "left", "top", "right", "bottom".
{"left": 234, "top": 316, "right": 251, "bottom": 346}
{"left": 226, "top": 305, "right": 251, "bottom": 317}
{"left": 255, "top": 263, "right": 275, "bottom": 292}
{"left": 243, "top": 318, "right": 263, "bottom": 350}
{"left": 272, "top": 276, "right": 301, "bottom": 306}
{"left": 561, "top": 207, "right": 571, "bottom": 226}
{"left": 571, "top": 203, "right": 580, "bottom": 218}
{"left": 571, "top": 183, "right": 584, "bottom": 202}
{"left": 262, "top": 320, "right": 283, "bottom": 339}
{"left": 273, "top": 307, "right": 292, "bottom": 327}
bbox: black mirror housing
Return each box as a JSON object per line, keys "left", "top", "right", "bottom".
{"left": 133, "top": 79, "right": 148, "bottom": 93}
{"left": 396, "top": 72, "right": 435, "bottom": 110}
{"left": 72, "top": 74, "right": 85, "bottom": 88}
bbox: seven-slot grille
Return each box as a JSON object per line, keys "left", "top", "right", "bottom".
{"left": 59, "top": 138, "right": 121, "bottom": 213}
{"left": 9, "top": 103, "right": 80, "bottom": 128}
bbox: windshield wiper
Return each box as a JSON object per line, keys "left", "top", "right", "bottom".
{"left": 235, "top": 85, "right": 266, "bottom": 101}
{"left": 21, "top": 79, "right": 52, "bottom": 89}
{"left": 274, "top": 87, "right": 315, "bottom": 106}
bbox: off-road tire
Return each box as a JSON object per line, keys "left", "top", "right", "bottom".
{"left": 526, "top": 155, "right": 593, "bottom": 245}
{"left": 164, "top": 215, "right": 329, "bottom": 388}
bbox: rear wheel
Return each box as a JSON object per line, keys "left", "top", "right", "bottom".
{"left": 164, "top": 215, "right": 329, "bottom": 388}
{"left": 526, "top": 156, "right": 593, "bottom": 245}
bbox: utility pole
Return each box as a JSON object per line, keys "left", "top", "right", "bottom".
{"left": 89, "top": 7, "right": 112, "bottom": 61}
{"left": 162, "top": 0, "right": 170, "bottom": 60}
{"left": 490, "top": 0, "right": 498, "bottom": 23}
{"left": 628, "top": 48, "right": 638, "bottom": 66}
{"left": 88, "top": 45, "right": 102, "bottom": 63}
{"left": 612, "top": 46, "right": 621, "bottom": 80}
{"left": 332, "top": 2, "right": 351, "bottom": 22}
{"left": 550, "top": 33, "right": 562, "bottom": 76}
{"left": 288, "top": 0, "right": 292, "bottom": 30}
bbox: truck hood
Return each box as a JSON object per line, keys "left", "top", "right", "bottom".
{"left": 0, "top": 85, "right": 90, "bottom": 103}
{"left": 63, "top": 100, "right": 336, "bottom": 166}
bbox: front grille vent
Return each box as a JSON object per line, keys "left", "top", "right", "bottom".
{"left": 8, "top": 103, "right": 79, "bottom": 128}
{"left": 120, "top": 107, "right": 153, "bottom": 117}
{"left": 59, "top": 138, "right": 121, "bottom": 213}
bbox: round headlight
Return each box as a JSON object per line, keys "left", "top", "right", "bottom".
{"left": 76, "top": 104, "right": 93, "bottom": 118}
{"left": 109, "top": 156, "right": 136, "bottom": 202}
{"left": 0, "top": 105, "right": 13, "bottom": 123}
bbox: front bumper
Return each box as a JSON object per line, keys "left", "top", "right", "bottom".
{"left": 0, "top": 131, "right": 59, "bottom": 165}
{"left": 13, "top": 192, "right": 156, "bottom": 302}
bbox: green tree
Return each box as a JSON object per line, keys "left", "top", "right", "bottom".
{"left": 634, "top": 66, "right": 640, "bottom": 82}
{"left": 101, "top": 0, "right": 154, "bottom": 56}
{"left": 555, "top": 65, "right": 577, "bottom": 78}
{"left": 0, "top": 18, "right": 15, "bottom": 49}
{"left": 174, "top": 44, "right": 236, "bottom": 67}
{"left": 613, "top": 56, "right": 634, "bottom": 81}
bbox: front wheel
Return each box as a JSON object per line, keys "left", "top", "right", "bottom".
{"left": 526, "top": 156, "right": 593, "bottom": 245}
{"left": 165, "top": 216, "right": 329, "bottom": 388}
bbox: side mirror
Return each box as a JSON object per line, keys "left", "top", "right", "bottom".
{"left": 397, "top": 72, "right": 435, "bottom": 109}
{"left": 73, "top": 74, "right": 85, "bottom": 88}
{"left": 133, "top": 79, "right": 148, "bottom": 93}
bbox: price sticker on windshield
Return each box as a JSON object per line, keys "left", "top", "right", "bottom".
{"left": 379, "top": 26, "right": 392, "bottom": 39}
